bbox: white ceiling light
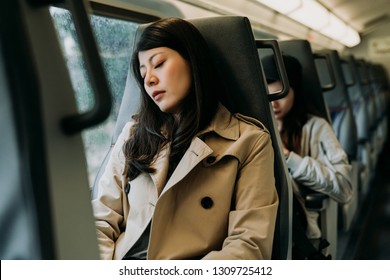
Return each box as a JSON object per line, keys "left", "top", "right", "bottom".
{"left": 255, "top": 0, "right": 301, "bottom": 14}
{"left": 288, "top": 0, "right": 330, "bottom": 31}
{"left": 320, "top": 13, "right": 347, "bottom": 40}
{"left": 256, "top": 0, "right": 361, "bottom": 47}
{"left": 339, "top": 26, "right": 361, "bottom": 47}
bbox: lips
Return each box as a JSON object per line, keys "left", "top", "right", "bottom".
{"left": 152, "top": 90, "right": 165, "bottom": 101}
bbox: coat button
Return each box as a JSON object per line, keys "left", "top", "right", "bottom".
{"left": 201, "top": 196, "right": 213, "bottom": 209}
{"left": 206, "top": 156, "right": 216, "bottom": 164}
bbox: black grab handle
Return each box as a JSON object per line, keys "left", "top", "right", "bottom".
{"left": 314, "top": 52, "right": 336, "bottom": 92}
{"left": 340, "top": 58, "right": 357, "bottom": 87}
{"left": 29, "top": 0, "right": 112, "bottom": 135}
{"left": 31, "top": 0, "right": 113, "bottom": 135}
{"left": 59, "top": 0, "right": 112, "bottom": 135}
{"left": 256, "top": 39, "right": 290, "bottom": 102}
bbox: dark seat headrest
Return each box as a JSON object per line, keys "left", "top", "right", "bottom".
{"left": 279, "top": 39, "right": 331, "bottom": 123}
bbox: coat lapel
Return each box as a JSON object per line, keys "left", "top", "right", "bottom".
{"left": 149, "top": 144, "right": 170, "bottom": 196}
{"left": 151, "top": 104, "right": 241, "bottom": 197}
{"left": 161, "top": 137, "right": 213, "bottom": 196}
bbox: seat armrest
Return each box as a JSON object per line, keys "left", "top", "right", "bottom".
{"left": 305, "top": 192, "right": 330, "bottom": 211}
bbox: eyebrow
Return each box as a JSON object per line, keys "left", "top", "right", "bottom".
{"left": 139, "top": 51, "right": 164, "bottom": 70}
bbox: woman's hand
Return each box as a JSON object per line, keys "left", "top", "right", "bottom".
{"left": 282, "top": 146, "right": 290, "bottom": 159}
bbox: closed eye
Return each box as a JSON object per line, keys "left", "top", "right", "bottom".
{"left": 139, "top": 66, "right": 146, "bottom": 79}
{"left": 154, "top": 60, "right": 164, "bottom": 68}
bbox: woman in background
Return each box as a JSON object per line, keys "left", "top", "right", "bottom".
{"left": 262, "top": 54, "right": 352, "bottom": 259}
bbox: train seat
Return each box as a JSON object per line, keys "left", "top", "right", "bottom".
{"left": 369, "top": 64, "right": 389, "bottom": 154}
{"left": 92, "top": 16, "right": 292, "bottom": 260}
{"left": 279, "top": 39, "right": 338, "bottom": 258}
{"left": 314, "top": 49, "right": 359, "bottom": 232}
{"left": 373, "top": 65, "right": 390, "bottom": 149}
{"left": 359, "top": 60, "right": 380, "bottom": 173}
{"left": 344, "top": 56, "right": 373, "bottom": 197}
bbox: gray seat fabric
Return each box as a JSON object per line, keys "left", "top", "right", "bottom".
{"left": 358, "top": 59, "right": 378, "bottom": 138}
{"left": 316, "top": 50, "right": 358, "bottom": 161}
{"left": 92, "top": 16, "right": 292, "bottom": 259}
{"left": 369, "top": 64, "right": 388, "bottom": 146}
{"left": 369, "top": 64, "right": 389, "bottom": 152}
{"left": 315, "top": 50, "right": 359, "bottom": 232}
{"left": 344, "top": 56, "right": 373, "bottom": 196}
{"left": 359, "top": 60, "right": 381, "bottom": 172}
{"left": 345, "top": 56, "right": 371, "bottom": 145}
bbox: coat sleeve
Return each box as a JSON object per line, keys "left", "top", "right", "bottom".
{"left": 286, "top": 119, "right": 353, "bottom": 204}
{"left": 202, "top": 131, "right": 279, "bottom": 260}
{"left": 91, "top": 122, "right": 132, "bottom": 259}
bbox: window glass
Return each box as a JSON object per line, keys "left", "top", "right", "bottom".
{"left": 50, "top": 7, "right": 138, "bottom": 186}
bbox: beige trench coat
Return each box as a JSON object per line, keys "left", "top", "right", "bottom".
{"left": 92, "top": 105, "right": 278, "bottom": 260}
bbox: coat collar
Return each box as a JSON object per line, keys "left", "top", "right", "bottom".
{"left": 197, "top": 103, "right": 240, "bottom": 141}
{"left": 162, "top": 137, "right": 213, "bottom": 196}
{"left": 148, "top": 136, "right": 213, "bottom": 197}
{"left": 150, "top": 104, "right": 239, "bottom": 197}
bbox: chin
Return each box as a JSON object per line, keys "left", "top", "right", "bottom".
{"left": 158, "top": 105, "right": 180, "bottom": 114}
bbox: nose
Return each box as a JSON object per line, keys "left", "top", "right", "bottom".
{"left": 271, "top": 100, "right": 279, "bottom": 109}
{"left": 145, "top": 72, "right": 158, "bottom": 87}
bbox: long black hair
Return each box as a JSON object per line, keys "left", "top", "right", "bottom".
{"left": 123, "top": 18, "right": 221, "bottom": 180}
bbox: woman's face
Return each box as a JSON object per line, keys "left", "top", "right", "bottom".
{"left": 268, "top": 80, "right": 295, "bottom": 122}
{"left": 139, "top": 47, "right": 192, "bottom": 114}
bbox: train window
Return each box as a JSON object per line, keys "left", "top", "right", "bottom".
{"left": 50, "top": 7, "right": 138, "bottom": 186}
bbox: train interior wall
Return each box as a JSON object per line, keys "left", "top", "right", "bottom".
{"left": 347, "top": 21, "right": 390, "bottom": 81}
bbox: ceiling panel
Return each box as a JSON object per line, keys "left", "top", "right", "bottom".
{"left": 319, "top": 0, "right": 390, "bottom": 34}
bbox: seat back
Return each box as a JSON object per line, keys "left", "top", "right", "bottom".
{"left": 359, "top": 60, "right": 381, "bottom": 171}
{"left": 92, "top": 16, "right": 292, "bottom": 259}
{"left": 315, "top": 50, "right": 358, "bottom": 161}
{"left": 369, "top": 64, "right": 388, "bottom": 152}
{"left": 315, "top": 49, "right": 359, "bottom": 232}
{"left": 345, "top": 56, "right": 371, "bottom": 144}
{"left": 279, "top": 40, "right": 331, "bottom": 122}
{"left": 344, "top": 55, "right": 372, "bottom": 196}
